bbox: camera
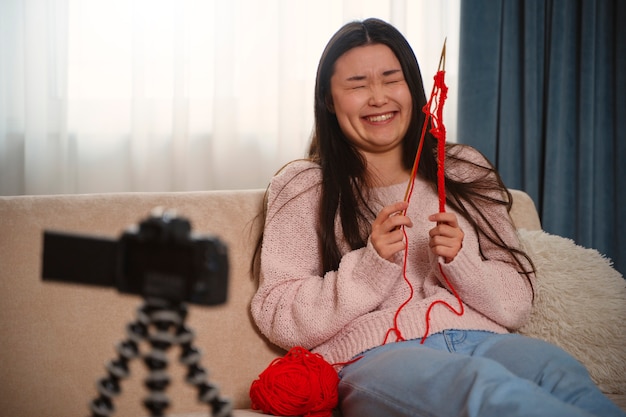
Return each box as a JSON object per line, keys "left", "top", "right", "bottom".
{"left": 42, "top": 211, "right": 228, "bottom": 306}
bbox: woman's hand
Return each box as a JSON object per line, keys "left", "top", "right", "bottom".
{"left": 371, "top": 201, "right": 413, "bottom": 261}
{"left": 428, "top": 212, "right": 464, "bottom": 263}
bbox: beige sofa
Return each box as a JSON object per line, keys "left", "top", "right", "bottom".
{"left": 0, "top": 189, "right": 624, "bottom": 417}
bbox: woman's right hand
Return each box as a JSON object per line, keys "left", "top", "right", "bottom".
{"left": 370, "top": 201, "right": 413, "bottom": 261}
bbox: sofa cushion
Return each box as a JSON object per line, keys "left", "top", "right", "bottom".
{"left": 517, "top": 229, "right": 626, "bottom": 394}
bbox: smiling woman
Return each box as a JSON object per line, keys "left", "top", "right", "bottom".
{"left": 0, "top": 0, "right": 459, "bottom": 195}
{"left": 250, "top": 17, "right": 626, "bottom": 417}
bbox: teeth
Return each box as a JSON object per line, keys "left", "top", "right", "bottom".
{"left": 367, "top": 113, "right": 393, "bottom": 122}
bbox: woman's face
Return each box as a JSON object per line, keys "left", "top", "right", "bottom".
{"left": 330, "top": 43, "right": 412, "bottom": 159}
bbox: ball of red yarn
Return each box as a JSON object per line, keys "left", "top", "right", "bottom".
{"left": 249, "top": 346, "right": 339, "bottom": 417}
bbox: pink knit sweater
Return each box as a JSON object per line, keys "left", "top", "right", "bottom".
{"left": 251, "top": 153, "right": 534, "bottom": 366}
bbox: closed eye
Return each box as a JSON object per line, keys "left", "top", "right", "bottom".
{"left": 383, "top": 69, "right": 404, "bottom": 84}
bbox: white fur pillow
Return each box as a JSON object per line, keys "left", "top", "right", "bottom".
{"left": 516, "top": 229, "right": 626, "bottom": 394}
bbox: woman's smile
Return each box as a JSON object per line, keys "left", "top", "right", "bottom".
{"left": 364, "top": 112, "right": 396, "bottom": 123}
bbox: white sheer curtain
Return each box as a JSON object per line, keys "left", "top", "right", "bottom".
{"left": 0, "top": 0, "right": 460, "bottom": 195}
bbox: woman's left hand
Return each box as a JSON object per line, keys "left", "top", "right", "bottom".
{"left": 428, "top": 212, "right": 464, "bottom": 263}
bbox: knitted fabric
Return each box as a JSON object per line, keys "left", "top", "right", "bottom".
{"left": 251, "top": 148, "right": 534, "bottom": 367}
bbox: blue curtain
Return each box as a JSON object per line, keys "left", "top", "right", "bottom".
{"left": 457, "top": 0, "right": 626, "bottom": 276}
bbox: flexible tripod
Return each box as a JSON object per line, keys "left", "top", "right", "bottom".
{"left": 89, "top": 298, "right": 232, "bottom": 417}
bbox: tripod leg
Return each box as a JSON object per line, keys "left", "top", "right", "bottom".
{"left": 177, "top": 317, "right": 233, "bottom": 417}
{"left": 142, "top": 302, "right": 183, "bottom": 416}
{"left": 88, "top": 305, "right": 149, "bottom": 417}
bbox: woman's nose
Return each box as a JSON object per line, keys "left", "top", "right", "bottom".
{"left": 368, "top": 84, "right": 388, "bottom": 106}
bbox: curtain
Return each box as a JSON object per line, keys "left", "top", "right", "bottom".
{"left": 457, "top": 0, "right": 626, "bottom": 275}
{"left": 0, "top": 0, "right": 460, "bottom": 196}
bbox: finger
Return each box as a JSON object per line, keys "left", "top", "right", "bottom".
{"left": 432, "top": 246, "right": 456, "bottom": 264}
{"left": 429, "top": 223, "right": 463, "bottom": 239}
{"left": 428, "top": 211, "right": 459, "bottom": 227}
{"left": 378, "top": 201, "right": 409, "bottom": 221}
{"left": 371, "top": 228, "right": 408, "bottom": 261}
{"left": 429, "top": 234, "right": 461, "bottom": 249}
{"left": 375, "top": 220, "right": 410, "bottom": 245}
{"left": 374, "top": 202, "right": 412, "bottom": 232}
{"left": 429, "top": 233, "right": 464, "bottom": 263}
{"left": 386, "top": 213, "right": 413, "bottom": 231}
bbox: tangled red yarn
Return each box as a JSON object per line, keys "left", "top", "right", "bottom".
{"left": 249, "top": 346, "right": 339, "bottom": 417}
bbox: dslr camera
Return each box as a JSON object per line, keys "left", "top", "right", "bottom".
{"left": 42, "top": 211, "right": 228, "bottom": 306}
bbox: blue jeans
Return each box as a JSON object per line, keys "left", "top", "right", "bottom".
{"left": 338, "top": 330, "right": 625, "bottom": 417}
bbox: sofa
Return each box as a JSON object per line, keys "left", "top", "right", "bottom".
{"left": 0, "top": 188, "right": 624, "bottom": 417}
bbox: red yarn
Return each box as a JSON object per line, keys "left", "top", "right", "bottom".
{"left": 418, "top": 68, "right": 464, "bottom": 343}
{"left": 249, "top": 346, "right": 339, "bottom": 417}
{"left": 431, "top": 70, "right": 448, "bottom": 213}
{"left": 394, "top": 62, "right": 464, "bottom": 345}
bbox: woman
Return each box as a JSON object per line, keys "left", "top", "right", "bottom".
{"left": 251, "top": 18, "right": 625, "bottom": 417}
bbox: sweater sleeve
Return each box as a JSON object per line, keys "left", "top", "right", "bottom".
{"left": 250, "top": 161, "right": 403, "bottom": 351}
{"left": 432, "top": 145, "right": 535, "bottom": 330}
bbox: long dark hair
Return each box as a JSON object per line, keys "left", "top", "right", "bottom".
{"left": 254, "top": 18, "right": 534, "bottom": 288}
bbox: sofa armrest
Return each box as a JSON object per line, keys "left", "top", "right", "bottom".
{"left": 509, "top": 189, "right": 541, "bottom": 231}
